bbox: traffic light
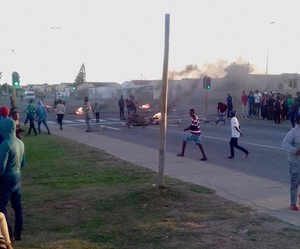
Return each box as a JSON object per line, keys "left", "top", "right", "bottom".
{"left": 72, "top": 83, "right": 77, "bottom": 91}
{"left": 12, "top": 71, "right": 20, "bottom": 88}
{"left": 206, "top": 77, "right": 211, "bottom": 89}
{"left": 203, "top": 76, "right": 212, "bottom": 90}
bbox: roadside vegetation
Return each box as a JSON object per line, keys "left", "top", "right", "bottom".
{"left": 9, "top": 134, "right": 300, "bottom": 249}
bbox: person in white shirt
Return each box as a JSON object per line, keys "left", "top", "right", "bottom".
{"left": 227, "top": 111, "right": 249, "bottom": 159}
{"left": 253, "top": 90, "right": 262, "bottom": 117}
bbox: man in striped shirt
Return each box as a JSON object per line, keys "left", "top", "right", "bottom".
{"left": 177, "top": 109, "right": 208, "bottom": 161}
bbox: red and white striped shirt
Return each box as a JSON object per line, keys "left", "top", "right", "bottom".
{"left": 189, "top": 115, "right": 201, "bottom": 135}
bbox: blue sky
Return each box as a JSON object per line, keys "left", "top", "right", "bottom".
{"left": 0, "top": 0, "right": 299, "bottom": 85}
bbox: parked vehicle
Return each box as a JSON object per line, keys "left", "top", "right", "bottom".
{"left": 24, "top": 91, "right": 36, "bottom": 101}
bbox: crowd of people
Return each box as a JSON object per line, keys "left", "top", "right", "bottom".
{"left": 239, "top": 90, "right": 300, "bottom": 127}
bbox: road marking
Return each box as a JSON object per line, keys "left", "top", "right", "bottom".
{"left": 147, "top": 126, "right": 283, "bottom": 151}
{"left": 203, "top": 135, "right": 283, "bottom": 150}
{"left": 105, "top": 126, "right": 121, "bottom": 131}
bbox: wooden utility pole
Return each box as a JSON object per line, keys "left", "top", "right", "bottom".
{"left": 158, "top": 14, "right": 170, "bottom": 188}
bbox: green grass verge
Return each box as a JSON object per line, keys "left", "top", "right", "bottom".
{"left": 8, "top": 133, "right": 300, "bottom": 249}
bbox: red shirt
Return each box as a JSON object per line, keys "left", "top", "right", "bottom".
{"left": 217, "top": 103, "right": 228, "bottom": 113}
{"left": 241, "top": 94, "right": 247, "bottom": 105}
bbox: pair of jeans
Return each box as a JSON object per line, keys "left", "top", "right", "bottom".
{"left": 28, "top": 117, "right": 37, "bottom": 135}
{"left": 229, "top": 137, "right": 248, "bottom": 157}
{"left": 38, "top": 119, "right": 50, "bottom": 134}
{"left": 0, "top": 180, "right": 23, "bottom": 238}
{"left": 289, "top": 162, "right": 300, "bottom": 205}
{"left": 57, "top": 114, "right": 64, "bottom": 128}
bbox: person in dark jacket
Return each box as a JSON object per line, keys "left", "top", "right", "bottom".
{"left": 118, "top": 96, "right": 125, "bottom": 120}
{"left": 0, "top": 118, "right": 26, "bottom": 241}
{"left": 26, "top": 99, "right": 37, "bottom": 136}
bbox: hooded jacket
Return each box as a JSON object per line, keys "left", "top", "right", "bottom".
{"left": 0, "top": 118, "right": 25, "bottom": 183}
{"left": 36, "top": 100, "right": 47, "bottom": 121}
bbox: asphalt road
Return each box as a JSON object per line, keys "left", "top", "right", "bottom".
{"left": 46, "top": 107, "right": 291, "bottom": 187}
{"left": 2, "top": 96, "right": 292, "bottom": 187}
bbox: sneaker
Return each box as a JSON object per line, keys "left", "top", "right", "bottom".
{"left": 245, "top": 151, "right": 249, "bottom": 158}
{"left": 227, "top": 156, "right": 234, "bottom": 159}
{"left": 290, "top": 204, "right": 299, "bottom": 211}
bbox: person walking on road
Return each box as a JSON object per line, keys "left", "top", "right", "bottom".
{"left": 36, "top": 100, "right": 50, "bottom": 135}
{"left": 26, "top": 99, "right": 37, "bottom": 136}
{"left": 55, "top": 99, "right": 66, "bottom": 130}
{"left": 0, "top": 118, "right": 26, "bottom": 242}
{"left": 177, "top": 108, "right": 208, "bottom": 161}
{"left": 282, "top": 115, "right": 300, "bottom": 211}
{"left": 118, "top": 95, "right": 125, "bottom": 120}
{"left": 83, "top": 97, "right": 93, "bottom": 132}
{"left": 93, "top": 102, "right": 101, "bottom": 123}
{"left": 227, "top": 110, "right": 249, "bottom": 159}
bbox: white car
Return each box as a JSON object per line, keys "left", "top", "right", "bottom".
{"left": 24, "top": 91, "right": 36, "bottom": 101}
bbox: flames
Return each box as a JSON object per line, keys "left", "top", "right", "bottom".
{"left": 153, "top": 112, "right": 161, "bottom": 119}
{"left": 139, "top": 103, "right": 151, "bottom": 110}
{"left": 45, "top": 104, "right": 52, "bottom": 111}
{"left": 150, "top": 112, "right": 161, "bottom": 125}
{"left": 76, "top": 107, "right": 83, "bottom": 115}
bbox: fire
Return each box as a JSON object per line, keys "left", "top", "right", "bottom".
{"left": 153, "top": 112, "right": 161, "bottom": 119}
{"left": 139, "top": 103, "right": 151, "bottom": 110}
{"left": 76, "top": 107, "right": 83, "bottom": 115}
{"left": 150, "top": 112, "right": 161, "bottom": 125}
{"left": 45, "top": 104, "right": 52, "bottom": 111}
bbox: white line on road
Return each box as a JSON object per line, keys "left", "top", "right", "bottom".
{"left": 104, "top": 126, "right": 121, "bottom": 131}
{"left": 147, "top": 126, "right": 283, "bottom": 150}
{"left": 203, "top": 135, "right": 283, "bottom": 150}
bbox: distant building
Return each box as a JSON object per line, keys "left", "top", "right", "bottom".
{"left": 76, "top": 82, "right": 120, "bottom": 101}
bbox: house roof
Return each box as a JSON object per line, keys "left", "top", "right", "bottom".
{"left": 131, "top": 80, "right": 152, "bottom": 86}
{"left": 86, "top": 82, "right": 120, "bottom": 87}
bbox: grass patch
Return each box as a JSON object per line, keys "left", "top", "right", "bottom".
{"left": 7, "top": 134, "right": 300, "bottom": 249}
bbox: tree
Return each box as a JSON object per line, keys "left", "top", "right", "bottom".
{"left": 0, "top": 83, "right": 13, "bottom": 94}
{"left": 74, "top": 63, "right": 86, "bottom": 86}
